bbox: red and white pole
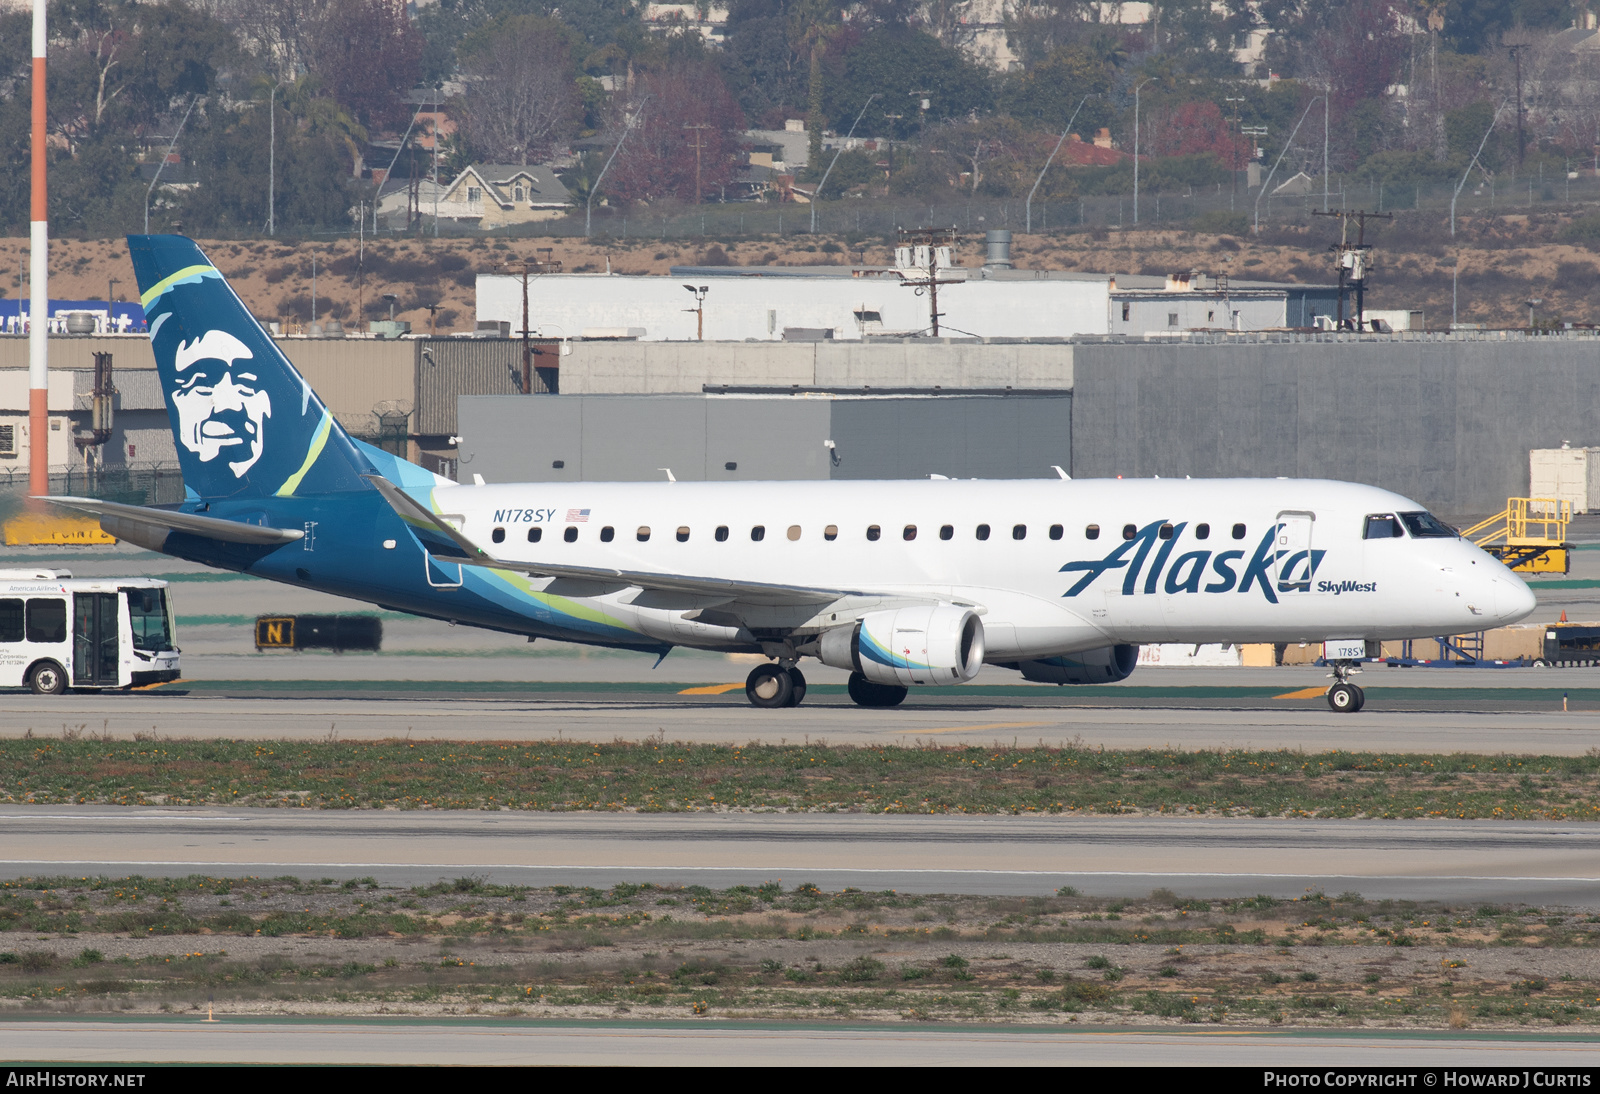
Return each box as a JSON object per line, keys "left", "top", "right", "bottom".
{"left": 28, "top": 0, "right": 47, "bottom": 499}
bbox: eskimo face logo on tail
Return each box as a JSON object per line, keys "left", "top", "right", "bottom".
{"left": 171, "top": 329, "right": 271, "bottom": 478}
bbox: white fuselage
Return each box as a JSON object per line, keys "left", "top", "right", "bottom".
{"left": 430, "top": 477, "right": 1537, "bottom": 662}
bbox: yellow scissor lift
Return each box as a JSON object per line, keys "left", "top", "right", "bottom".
{"left": 1462, "top": 497, "right": 1573, "bottom": 574}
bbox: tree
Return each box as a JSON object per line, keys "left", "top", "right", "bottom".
{"left": 607, "top": 61, "right": 745, "bottom": 203}
{"left": 822, "top": 24, "right": 993, "bottom": 142}
{"left": 182, "top": 89, "right": 361, "bottom": 232}
{"left": 998, "top": 42, "right": 1115, "bottom": 133}
{"left": 49, "top": 0, "right": 234, "bottom": 140}
{"left": 456, "top": 15, "right": 579, "bottom": 164}
{"left": 1148, "top": 100, "right": 1250, "bottom": 167}
{"left": 311, "top": 0, "right": 424, "bottom": 132}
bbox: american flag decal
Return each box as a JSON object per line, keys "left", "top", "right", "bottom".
{"left": 566, "top": 509, "right": 590, "bottom": 522}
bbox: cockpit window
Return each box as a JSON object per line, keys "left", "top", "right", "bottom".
{"left": 1399, "top": 511, "right": 1457, "bottom": 538}
{"left": 1363, "top": 514, "right": 1404, "bottom": 539}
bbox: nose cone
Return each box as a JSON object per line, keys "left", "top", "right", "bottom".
{"left": 1494, "top": 569, "right": 1538, "bottom": 626}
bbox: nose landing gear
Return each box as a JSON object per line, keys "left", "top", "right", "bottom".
{"left": 1325, "top": 659, "right": 1366, "bottom": 713}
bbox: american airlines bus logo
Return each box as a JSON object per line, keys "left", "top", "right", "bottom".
{"left": 1060, "top": 520, "right": 1330, "bottom": 605}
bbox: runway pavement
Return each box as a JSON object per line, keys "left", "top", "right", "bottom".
{"left": 6, "top": 1019, "right": 1600, "bottom": 1066}
{"left": 4, "top": 688, "right": 1600, "bottom": 753}
{"left": 7, "top": 807, "right": 1600, "bottom": 904}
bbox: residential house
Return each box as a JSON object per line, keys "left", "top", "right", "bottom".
{"left": 375, "top": 163, "right": 572, "bottom": 229}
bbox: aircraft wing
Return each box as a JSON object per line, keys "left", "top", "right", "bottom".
{"left": 38, "top": 496, "right": 305, "bottom": 545}
{"left": 364, "top": 474, "right": 863, "bottom": 607}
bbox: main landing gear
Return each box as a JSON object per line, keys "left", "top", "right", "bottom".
{"left": 1325, "top": 660, "right": 1365, "bottom": 714}
{"left": 743, "top": 663, "right": 909, "bottom": 709}
{"left": 745, "top": 663, "right": 807, "bottom": 708}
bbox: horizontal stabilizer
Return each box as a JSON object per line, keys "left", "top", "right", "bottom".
{"left": 363, "top": 474, "right": 857, "bottom": 606}
{"left": 38, "top": 496, "right": 305, "bottom": 545}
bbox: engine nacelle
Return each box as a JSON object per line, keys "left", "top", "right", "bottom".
{"left": 1009, "top": 644, "right": 1140, "bottom": 685}
{"left": 818, "top": 606, "right": 985, "bottom": 686}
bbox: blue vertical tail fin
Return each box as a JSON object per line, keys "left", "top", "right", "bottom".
{"left": 129, "top": 234, "right": 377, "bottom": 500}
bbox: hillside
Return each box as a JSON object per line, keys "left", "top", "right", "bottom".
{"left": 3, "top": 212, "right": 1593, "bottom": 336}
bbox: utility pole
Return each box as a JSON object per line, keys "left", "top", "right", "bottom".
{"left": 1510, "top": 44, "right": 1527, "bottom": 168}
{"left": 883, "top": 113, "right": 902, "bottom": 183}
{"left": 432, "top": 84, "right": 441, "bottom": 238}
{"left": 1225, "top": 96, "right": 1245, "bottom": 205}
{"left": 1133, "top": 78, "right": 1152, "bottom": 225}
{"left": 894, "top": 227, "right": 961, "bottom": 337}
{"left": 683, "top": 123, "right": 711, "bottom": 205}
{"left": 500, "top": 258, "right": 562, "bottom": 393}
{"left": 1313, "top": 209, "right": 1392, "bottom": 329}
{"left": 269, "top": 82, "right": 279, "bottom": 236}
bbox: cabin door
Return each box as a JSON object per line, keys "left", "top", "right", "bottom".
{"left": 72, "top": 593, "right": 120, "bottom": 686}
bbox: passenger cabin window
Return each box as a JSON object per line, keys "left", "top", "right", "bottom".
{"left": 1012, "top": 524, "right": 1026, "bottom": 540}
{"left": 824, "top": 525, "right": 838, "bottom": 541}
{"left": 491, "top": 527, "right": 505, "bottom": 544}
{"left": 1049, "top": 524, "right": 1063, "bottom": 540}
{"left": 904, "top": 525, "right": 917, "bottom": 541}
{"left": 866, "top": 525, "right": 881, "bottom": 541}
{"left": 1195, "top": 523, "right": 1210, "bottom": 540}
{"left": 975, "top": 524, "right": 990, "bottom": 541}
{"left": 715, "top": 526, "right": 729, "bottom": 542}
{"left": 1122, "top": 524, "right": 1136, "bottom": 541}
{"left": 1399, "top": 511, "right": 1456, "bottom": 538}
{"left": 600, "top": 526, "right": 615, "bottom": 543}
{"left": 1364, "top": 514, "right": 1403, "bottom": 539}
{"left": 750, "top": 525, "right": 765, "bottom": 542}
{"left": 26, "top": 598, "right": 65, "bottom": 644}
{"left": 1231, "top": 523, "right": 1247, "bottom": 540}
{"left": 940, "top": 525, "right": 954, "bottom": 540}
{"left": 1157, "top": 523, "right": 1174, "bottom": 540}
{"left": 564, "top": 527, "right": 578, "bottom": 543}
{"left": 527, "top": 527, "right": 542, "bottom": 543}
{"left": 676, "top": 527, "right": 691, "bottom": 542}
{"left": 636, "top": 527, "right": 651, "bottom": 542}
{"left": 1085, "top": 524, "right": 1100, "bottom": 540}
{"left": 0, "top": 598, "right": 20, "bottom": 642}
{"left": 788, "top": 525, "right": 802, "bottom": 541}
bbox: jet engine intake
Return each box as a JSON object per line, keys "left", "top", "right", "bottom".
{"left": 818, "top": 606, "right": 985, "bottom": 686}
{"left": 1008, "top": 644, "right": 1139, "bottom": 685}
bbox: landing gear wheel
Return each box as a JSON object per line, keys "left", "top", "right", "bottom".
{"left": 847, "top": 672, "right": 908, "bottom": 708}
{"left": 1327, "top": 682, "right": 1360, "bottom": 713}
{"left": 785, "top": 667, "right": 807, "bottom": 707}
{"left": 1351, "top": 685, "right": 1365, "bottom": 712}
{"left": 1532, "top": 659, "right": 1551, "bottom": 669}
{"left": 745, "top": 663, "right": 794, "bottom": 709}
{"left": 28, "top": 661, "right": 65, "bottom": 696}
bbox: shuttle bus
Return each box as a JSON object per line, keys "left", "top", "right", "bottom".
{"left": 0, "top": 570, "right": 179, "bottom": 693}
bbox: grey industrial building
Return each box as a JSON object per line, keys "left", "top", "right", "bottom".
{"left": 4, "top": 327, "right": 1599, "bottom": 520}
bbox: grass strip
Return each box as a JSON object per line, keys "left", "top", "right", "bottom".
{"left": 5, "top": 876, "right": 1600, "bottom": 1029}
{"left": 4, "top": 738, "right": 1600, "bottom": 818}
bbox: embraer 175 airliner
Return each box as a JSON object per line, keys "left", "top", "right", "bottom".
{"left": 47, "top": 236, "right": 1538, "bottom": 713}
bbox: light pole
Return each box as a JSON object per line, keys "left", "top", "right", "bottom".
{"left": 683, "top": 284, "right": 708, "bottom": 341}
{"left": 1027, "top": 95, "right": 1094, "bottom": 233}
{"left": 812, "top": 93, "right": 877, "bottom": 233}
{"left": 144, "top": 94, "right": 196, "bottom": 234}
{"left": 1254, "top": 96, "right": 1321, "bottom": 234}
{"left": 586, "top": 94, "right": 651, "bottom": 238}
{"left": 1451, "top": 101, "right": 1508, "bottom": 236}
{"left": 269, "top": 82, "right": 280, "bottom": 235}
{"left": 1132, "top": 78, "right": 1152, "bottom": 224}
